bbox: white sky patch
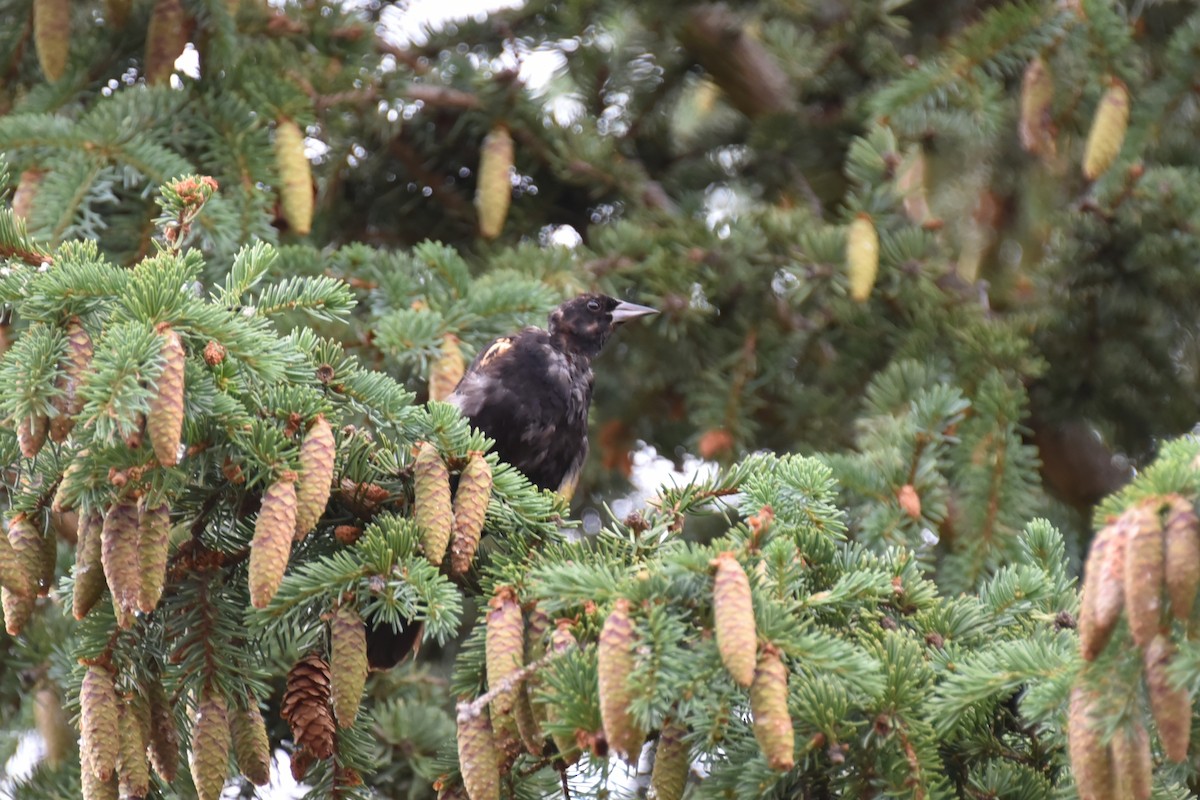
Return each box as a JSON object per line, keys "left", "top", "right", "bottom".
{"left": 380, "top": 0, "right": 524, "bottom": 47}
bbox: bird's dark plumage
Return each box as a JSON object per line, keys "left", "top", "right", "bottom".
{"left": 447, "top": 293, "right": 657, "bottom": 498}
{"left": 367, "top": 294, "right": 655, "bottom": 670}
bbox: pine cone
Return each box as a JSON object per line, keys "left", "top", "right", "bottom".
{"left": 33, "top": 0, "right": 70, "bottom": 81}
{"left": 137, "top": 501, "right": 171, "bottom": 612}
{"left": 101, "top": 499, "right": 141, "bottom": 625}
{"left": 330, "top": 603, "right": 368, "bottom": 728}
{"left": 275, "top": 118, "right": 313, "bottom": 235}
{"left": 81, "top": 666, "right": 120, "bottom": 782}
{"left": 148, "top": 328, "right": 186, "bottom": 467}
{"left": 281, "top": 654, "right": 336, "bottom": 760}
{"left": 17, "top": 413, "right": 49, "bottom": 458}
{"left": 1082, "top": 78, "right": 1130, "bottom": 181}
{"left": 1067, "top": 685, "right": 1115, "bottom": 800}
{"left": 144, "top": 0, "right": 186, "bottom": 85}
{"left": 1162, "top": 494, "right": 1200, "bottom": 622}
{"left": 430, "top": 333, "right": 465, "bottom": 402}
{"left": 1018, "top": 57, "right": 1056, "bottom": 157}
{"left": 1, "top": 587, "right": 34, "bottom": 636}
{"left": 117, "top": 697, "right": 150, "bottom": 799}
{"left": 52, "top": 449, "right": 89, "bottom": 513}
{"left": 650, "top": 717, "right": 689, "bottom": 800}
{"left": 414, "top": 441, "right": 453, "bottom": 566}
{"left": 34, "top": 685, "right": 72, "bottom": 767}
{"left": 1110, "top": 719, "right": 1151, "bottom": 800}
{"left": 598, "top": 597, "right": 642, "bottom": 762}
{"left": 449, "top": 452, "right": 492, "bottom": 578}
{"left": 11, "top": 169, "right": 44, "bottom": 222}
{"left": 456, "top": 704, "right": 499, "bottom": 800}
{"left": 146, "top": 680, "right": 180, "bottom": 783}
{"left": 545, "top": 621, "right": 579, "bottom": 765}
{"left": 81, "top": 762, "right": 118, "bottom": 800}
{"left": 73, "top": 509, "right": 105, "bottom": 620}
{"left": 485, "top": 586, "right": 524, "bottom": 756}
{"left": 751, "top": 644, "right": 794, "bottom": 771}
{"left": 294, "top": 415, "right": 335, "bottom": 539}
{"left": 1078, "top": 517, "right": 1128, "bottom": 660}
{"left": 190, "top": 688, "right": 231, "bottom": 800}
{"left": 231, "top": 701, "right": 271, "bottom": 786}
{"left": 846, "top": 213, "right": 879, "bottom": 303}
{"left": 50, "top": 316, "right": 93, "bottom": 442}
{"left": 6, "top": 513, "right": 42, "bottom": 598}
{"left": 37, "top": 524, "right": 56, "bottom": 597}
{"left": 475, "top": 125, "right": 514, "bottom": 240}
{"left": 1123, "top": 502, "right": 1164, "bottom": 649}
{"left": 1144, "top": 634, "right": 1191, "bottom": 763}
{"left": 248, "top": 476, "right": 297, "bottom": 609}
{"left": 0, "top": 521, "right": 26, "bottom": 597}
{"left": 712, "top": 551, "right": 756, "bottom": 687}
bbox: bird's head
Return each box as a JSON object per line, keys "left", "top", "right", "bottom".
{"left": 548, "top": 293, "right": 657, "bottom": 358}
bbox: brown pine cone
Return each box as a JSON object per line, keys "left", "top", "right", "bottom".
{"left": 281, "top": 654, "right": 336, "bottom": 760}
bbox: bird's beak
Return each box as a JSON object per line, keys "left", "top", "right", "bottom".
{"left": 611, "top": 301, "right": 658, "bottom": 324}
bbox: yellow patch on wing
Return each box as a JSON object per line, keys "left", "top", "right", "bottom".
{"left": 479, "top": 337, "right": 514, "bottom": 367}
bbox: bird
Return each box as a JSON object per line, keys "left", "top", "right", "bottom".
{"left": 366, "top": 293, "right": 657, "bottom": 669}
{"left": 447, "top": 292, "right": 658, "bottom": 499}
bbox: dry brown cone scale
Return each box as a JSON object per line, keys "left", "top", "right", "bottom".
{"left": 281, "top": 654, "right": 337, "bottom": 760}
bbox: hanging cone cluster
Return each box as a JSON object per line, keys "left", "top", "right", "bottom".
{"left": 148, "top": 328, "right": 186, "bottom": 467}
{"left": 330, "top": 603, "right": 368, "bottom": 727}
{"left": 485, "top": 586, "right": 524, "bottom": 757}
{"left": 475, "top": 124, "right": 514, "bottom": 240}
{"left": 117, "top": 697, "right": 150, "bottom": 800}
{"left": 415, "top": 442, "right": 454, "bottom": 565}
{"left": 1082, "top": 78, "right": 1130, "bottom": 181}
{"left": 231, "top": 701, "right": 272, "bottom": 786}
{"left": 430, "top": 334, "right": 465, "bottom": 401}
{"left": 144, "top": 0, "right": 187, "bottom": 85}
{"left": 73, "top": 509, "right": 105, "bottom": 620}
{"left": 456, "top": 704, "right": 499, "bottom": 800}
{"left": 1018, "top": 56, "right": 1056, "bottom": 158}
{"left": 294, "top": 415, "right": 335, "bottom": 538}
{"left": 846, "top": 213, "right": 879, "bottom": 303}
{"left": 275, "top": 118, "right": 314, "bottom": 235}
{"left": 81, "top": 666, "right": 120, "bottom": 783}
{"left": 650, "top": 717, "right": 689, "bottom": 800}
{"left": 1110, "top": 719, "right": 1152, "bottom": 800}
{"left": 598, "top": 597, "right": 642, "bottom": 761}
{"left": 751, "top": 644, "right": 794, "bottom": 771}
{"left": 190, "top": 688, "right": 231, "bottom": 800}
{"left": 281, "top": 654, "right": 337, "bottom": 759}
{"left": 33, "top": 0, "right": 70, "bottom": 82}
{"left": 101, "top": 499, "right": 140, "bottom": 627}
{"left": 248, "top": 474, "right": 297, "bottom": 608}
{"left": 50, "top": 316, "right": 94, "bottom": 443}
{"left": 449, "top": 452, "right": 492, "bottom": 578}
{"left": 712, "top": 552, "right": 756, "bottom": 687}
{"left": 137, "top": 501, "right": 171, "bottom": 612}
{"left": 1067, "top": 686, "right": 1114, "bottom": 800}
{"left": 1078, "top": 496, "right": 1200, "bottom": 661}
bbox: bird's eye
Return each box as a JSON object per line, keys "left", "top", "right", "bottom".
{"left": 586, "top": 300, "right": 600, "bottom": 312}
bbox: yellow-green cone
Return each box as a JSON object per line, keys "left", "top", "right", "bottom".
{"left": 275, "top": 118, "right": 314, "bottom": 235}
{"left": 751, "top": 644, "right": 794, "bottom": 771}
{"left": 248, "top": 476, "right": 297, "bottom": 609}
{"left": 846, "top": 213, "right": 879, "bottom": 303}
{"left": 118, "top": 696, "right": 151, "bottom": 799}
{"left": 1018, "top": 56, "right": 1055, "bottom": 157}
{"left": 650, "top": 717, "right": 689, "bottom": 800}
{"left": 1123, "top": 503, "right": 1164, "bottom": 649}
{"left": 598, "top": 597, "right": 643, "bottom": 761}
{"left": 414, "top": 442, "right": 453, "bottom": 566}
{"left": 1078, "top": 518, "right": 1128, "bottom": 660}
{"left": 1082, "top": 79, "right": 1130, "bottom": 181}
{"left": 449, "top": 452, "right": 492, "bottom": 578}
{"left": 430, "top": 334, "right": 465, "bottom": 402}
{"left": 81, "top": 762, "right": 118, "bottom": 800}
{"left": 456, "top": 705, "right": 499, "bottom": 800}
{"left": 33, "top": 0, "right": 70, "bottom": 82}
{"left": 712, "top": 551, "right": 756, "bottom": 687}
{"left": 148, "top": 329, "right": 186, "bottom": 467}
{"left": 330, "top": 603, "right": 368, "bottom": 728}
{"left": 231, "top": 702, "right": 271, "bottom": 787}
{"left": 475, "top": 125, "right": 514, "bottom": 240}
{"left": 1144, "top": 633, "right": 1191, "bottom": 763}
{"left": 50, "top": 316, "right": 93, "bottom": 442}
{"left": 137, "top": 501, "right": 171, "bottom": 612}
{"left": 73, "top": 509, "right": 105, "bottom": 620}
{"left": 1163, "top": 494, "right": 1200, "bottom": 622}
{"left": 1067, "top": 685, "right": 1115, "bottom": 800}
{"left": 81, "top": 666, "right": 120, "bottom": 781}
{"left": 101, "top": 499, "right": 141, "bottom": 624}
{"left": 190, "top": 688, "right": 231, "bottom": 800}
{"left": 485, "top": 586, "right": 524, "bottom": 756}
{"left": 6, "top": 513, "right": 42, "bottom": 598}
{"left": 294, "top": 415, "right": 335, "bottom": 539}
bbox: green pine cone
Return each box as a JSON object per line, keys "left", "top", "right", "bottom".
{"left": 248, "top": 477, "right": 297, "bottom": 609}
{"left": 137, "top": 501, "right": 171, "bottom": 612}
{"left": 73, "top": 509, "right": 105, "bottom": 620}
{"left": 294, "top": 415, "right": 335, "bottom": 539}
{"left": 190, "top": 689, "right": 231, "bottom": 800}
{"left": 81, "top": 666, "right": 120, "bottom": 782}
{"left": 330, "top": 603, "right": 368, "bottom": 728}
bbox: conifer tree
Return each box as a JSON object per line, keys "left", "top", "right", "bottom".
{"left": 2, "top": 1, "right": 1200, "bottom": 799}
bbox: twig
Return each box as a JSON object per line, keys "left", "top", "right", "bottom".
{"left": 456, "top": 646, "right": 571, "bottom": 719}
